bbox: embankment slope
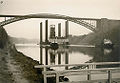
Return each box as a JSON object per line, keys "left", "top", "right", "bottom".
{"left": 0, "top": 26, "right": 43, "bottom": 83}
{"left": 69, "top": 20, "right": 120, "bottom": 45}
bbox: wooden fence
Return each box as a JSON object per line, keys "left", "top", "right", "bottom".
{"left": 35, "top": 62, "right": 120, "bottom": 83}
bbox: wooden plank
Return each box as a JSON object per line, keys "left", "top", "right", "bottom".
{"left": 34, "top": 62, "right": 120, "bottom": 68}
{"left": 59, "top": 78, "right": 120, "bottom": 83}
{"left": 46, "top": 71, "right": 120, "bottom": 77}
{"left": 60, "top": 71, "right": 107, "bottom": 76}
{"left": 59, "top": 79, "right": 107, "bottom": 83}
{"left": 46, "top": 74, "right": 55, "bottom": 77}
{"left": 45, "top": 71, "right": 108, "bottom": 77}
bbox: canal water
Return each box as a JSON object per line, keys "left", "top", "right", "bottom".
{"left": 15, "top": 44, "right": 120, "bottom": 81}
{"left": 16, "top": 44, "right": 120, "bottom": 64}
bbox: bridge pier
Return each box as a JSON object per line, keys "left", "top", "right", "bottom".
{"left": 65, "top": 52, "right": 69, "bottom": 70}
{"left": 40, "top": 47, "right": 43, "bottom": 64}
{"left": 96, "top": 18, "right": 109, "bottom": 33}
{"left": 58, "top": 23, "right": 61, "bottom": 37}
{"left": 96, "top": 18, "right": 113, "bottom": 40}
{"left": 100, "top": 18, "right": 109, "bottom": 33}
{"left": 45, "top": 48, "right": 48, "bottom": 65}
{"left": 96, "top": 20, "right": 101, "bottom": 31}
{"left": 45, "top": 20, "right": 49, "bottom": 44}
{"left": 65, "top": 21, "right": 69, "bottom": 38}
{"left": 58, "top": 53, "right": 61, "bottom": 64}
{"left": 50, "top": 51, "right": 56, "bottom": 65}
{"left": 40, "top": 22, "right": 43, "bottom": 44}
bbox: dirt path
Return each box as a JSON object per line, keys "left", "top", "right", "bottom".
{"left": 7, "top": 51, "right": 29, "bottom": 83}
{"left": 0, "top": 49, "right": 29, "bottom": 83}
{"left": 0, "top": 49, "right": 14, "bottom": 83}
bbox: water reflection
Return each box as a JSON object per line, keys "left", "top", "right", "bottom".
{"left": 69, "top": 46, "right": 120, "bottom": 62}
{"left": 40, "top": 46, "right": 70, "bottom": 70}
{"left": 38, "top": 45, "right": 120, "bottom": 70}
{"left": 103, "top": 48, "right": 112, "bottom": 55}
{"left": 16, "top": 44, "right": 120, "bottom": 66}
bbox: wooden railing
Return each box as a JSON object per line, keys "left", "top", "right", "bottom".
{"left": 35, "top": 62, "right": 120, "bottom": 68}
{"left": 34, "top": 62, "right": 120, "bottom": 83}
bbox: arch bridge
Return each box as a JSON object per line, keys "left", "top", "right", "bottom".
{"left": 0, "top": 13, "right": 102, "bottom": 32}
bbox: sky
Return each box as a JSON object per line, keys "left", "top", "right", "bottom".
{"left": 0, "top": 0, "right": 120, "bottom": 39}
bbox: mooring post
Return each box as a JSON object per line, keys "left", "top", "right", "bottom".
{"left": 108, "top": 70, "right": 112, "bottom": 83}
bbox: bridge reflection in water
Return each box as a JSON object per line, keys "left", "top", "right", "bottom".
{"left": 40, "top": 46, "right": 69, "bottom": 67}
{"left": 35, "top": 46, "right": 120, "bottom": 83}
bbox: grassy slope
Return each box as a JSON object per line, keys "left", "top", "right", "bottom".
{"left": 69, "top": 25, "right": 120, "bottom": 45}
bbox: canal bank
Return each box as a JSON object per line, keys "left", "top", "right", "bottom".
{"left": 8, "top": 44, "right": 44, "bottom": 83}
{"left": 0, "top": 27, "right": 43, "bottom": 83}
{"left": 0, "top": 26, "right": 57, "bottom": 83}
{"left": 0, "top": 49, "right": 14, "bottom": 83}
{"left": 0, "top": 43, "right": 45, "bottom": 83}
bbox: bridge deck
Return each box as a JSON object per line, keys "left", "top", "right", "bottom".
{"left": 0, "top": 14, "right": 100, "bottom": 20}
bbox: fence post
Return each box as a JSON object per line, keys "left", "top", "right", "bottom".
{"left": 87, "top": 71, "right": 91, "bottom": 80}
{"left": 108, "top": 70, "right": 112, "bottom": 83}
{"left": 44, "top": 74, "right": 47, "bottom": 83}
{"left": 44, "top": 67, "right": 47, "bottom": 83}
{"left": 56, "top": 73, "right": 59, "bottom": 83}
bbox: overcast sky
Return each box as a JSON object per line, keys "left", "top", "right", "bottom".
{"left": 0, "top": 0, "right": 120, "bottom": 39}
